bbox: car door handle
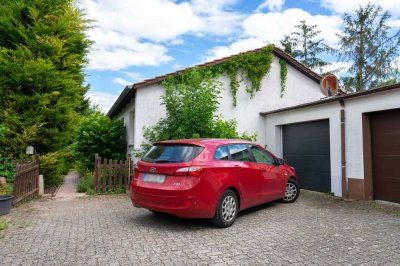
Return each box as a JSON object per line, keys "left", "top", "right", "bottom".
{"left": 260, "top": 167, "right": 267, "bottom": 172}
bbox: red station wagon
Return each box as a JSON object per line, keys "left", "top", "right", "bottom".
{"left": 131, "top": 139, "right": 300, "bottom": 227}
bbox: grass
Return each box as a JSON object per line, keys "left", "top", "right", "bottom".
{"left": 0, "top": 221, "right": 8, "bottom": 231}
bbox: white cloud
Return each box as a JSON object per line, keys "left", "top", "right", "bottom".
{"left": 123, "top": 72, "right": 144, "bottom": 82}
{"left": 79, "top": 0, "right": 244, "bottom": 70}
{"left": 388, "top": 19, "right": 400, "bottom": 28}
{"left": 321, "top": 0, "right": 400, "bottom": 16}
{"left": 172, "top": 64, "right": 182, "bottom": 69}
{"left": 86, "top": 91, "right": 119, "bottom": 113}
{"left": 257, "top": 0, "right": 285, "bottom": 12}
{"left": 206, "top": 8, "right": 342, "bottom": 60}
{"left": 112, "top": 78, "right": 130, "bottom": 86}
{"left": 82, "top": 0, "right": 203, "bottom": 43}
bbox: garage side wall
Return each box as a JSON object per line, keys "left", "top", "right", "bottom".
{"left": 264, "top": 102, "right": 342, "bottom": 196}
{"left": 344, "top": 89, "right": 400, "bottom": 199}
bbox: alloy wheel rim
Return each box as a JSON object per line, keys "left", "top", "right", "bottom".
{"left": 222, "top": 196, "right": 236, "bottom": 222}
{"left": 284, "top": 183, "right": 297, "bottom": 201}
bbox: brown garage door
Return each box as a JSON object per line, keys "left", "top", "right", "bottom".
{"left": 370, "top": 109, "right": 400, "bottom": 203}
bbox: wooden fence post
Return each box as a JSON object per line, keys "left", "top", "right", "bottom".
{"left": 94, "top": 154, "right": 99, "bottom": 192}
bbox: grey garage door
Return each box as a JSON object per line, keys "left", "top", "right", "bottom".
{"left": 282, "top": 120, "right": 331, "bottom": 192}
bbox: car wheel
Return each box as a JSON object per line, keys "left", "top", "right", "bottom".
{"left": 281, "top": 178, "right": 300, "bottom": 203}
{"left": 212, "top": 189, "right": 238, "bottom": 228}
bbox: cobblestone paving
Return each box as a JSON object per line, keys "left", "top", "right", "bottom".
{"left": 1, "top": 191, "right": 399, "bottom": 265}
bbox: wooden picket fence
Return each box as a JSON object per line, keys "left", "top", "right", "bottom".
{"left": 94, "top": 154, "right": 133, "bottom": 192}
{"left": 13, "top": 155, "right": 40, "bottom": 204}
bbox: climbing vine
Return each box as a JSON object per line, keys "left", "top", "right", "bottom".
{"left": 162, "top": 44, "right": 287, "bottom": 107}
{"left": 279, "top": 59, "right": 287, "bottom": 97}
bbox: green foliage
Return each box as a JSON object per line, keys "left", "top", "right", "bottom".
{"left": 219, "top": 45, "right": 274, "bottom": 105}
{"left": 337, "top": 4, "right": 400, "bottom": 91}
{"left": 0, "top": 183, "right": 13, "bottom": 196}
{"left": 136, "top": 68, "right": 257, "bottom": 157}
{"left": 281, "top": 20, "right": 331, "bottom": 72}
{"left": 163, "top": 45, "right": 277, "bottom": 107}
{"left": 0, "top": 221, "right": 9, "bottom": 231}
{"left": 0, "top": 154, "right": 15, "bottom": 184}
{"left": 77, "top": 171, "right": 94, "bottom": 194}
{"left": 72, "top": 111, "right": 127, "bottom": 171}
{"left": 40, "top": 152, "right": 65, "bottom": 187}
{"left": 279, "top": 59, "right": 287, "bottom": 97}
{"left": 0, "top": 0, "right": 91, "bottom": 158}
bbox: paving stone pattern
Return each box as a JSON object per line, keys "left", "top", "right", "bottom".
{"left": 1, "top": 191, "right": 399, "bottom": 265}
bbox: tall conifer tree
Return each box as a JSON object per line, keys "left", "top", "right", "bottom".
{"left": 337, "top": 4, "right": 400, "bottom": 91}
{"left": 0, "top": 0, "right": 91, "bottom": 157}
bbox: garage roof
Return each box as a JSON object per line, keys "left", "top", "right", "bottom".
{"left": 107, "top": 45, "right": 323, "bottom": 118}
{"left": 260, "top": 83, "right": 400, "bottom": 116}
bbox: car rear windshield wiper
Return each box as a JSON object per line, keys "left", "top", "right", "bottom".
{"left": 154, "top": 159, "right": 178, "bottom": 163}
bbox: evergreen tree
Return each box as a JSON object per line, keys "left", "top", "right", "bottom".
{"left": 280, "top": 20, "right": 330, "bottom": 72}
{"left": 280, "top": 35, "right": 299, "bottom": 58}
{"left": 0, "top": 0, "right": 91, "bottom": 157}
{"left": 337, "top": 4, "right": 400, "bottom": 91}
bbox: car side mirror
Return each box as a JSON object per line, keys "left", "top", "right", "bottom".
{"left": 275, "top": 158, "right": 285, "bottom": 166}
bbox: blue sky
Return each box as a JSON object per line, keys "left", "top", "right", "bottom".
{"left": 79, "top": 0, "right": 400, "bottom": 112}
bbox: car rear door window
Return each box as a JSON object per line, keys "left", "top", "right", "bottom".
{"left": 214, "top": 145, "right": 229, "bottom": 160}
{"left": 142, "top": 144, "right": 203, "bottom": 163}
{"left": 229, "top": 144, "right": 251, "bottom": 162}
{"left": 249, "top": 145, "right": 275, "bottom": 165}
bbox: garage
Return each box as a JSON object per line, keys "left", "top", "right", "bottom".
{"left": 370, "top": 109, "right": 400, "bottom": 203}
{"left": 282, "top": 120, "right": 331, "bottom": 193}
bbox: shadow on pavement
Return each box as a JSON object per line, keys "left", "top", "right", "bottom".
{"left": 129, "top": 201, "right": 279, "bottom": 230}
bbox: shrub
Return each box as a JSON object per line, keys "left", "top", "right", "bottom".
{"left": 40, "top": 152, "right": 65, "bottom": 187}
{"left": 0, "top": 154, "right": 15, "bottom": 184}
{"left": 77, "top": 171, "right": 94, "bottom": 194}
{"left": 0, "top": 183, "right": 13, "bottom": 196}
{"left": 72, "top": 111, "right": 127, "bottom": 171}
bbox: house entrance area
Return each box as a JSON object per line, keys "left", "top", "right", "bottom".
{"left": 282, "top": 119, "right": 331, "bottom": 193}
{"left": 370, "top": 108, "right": 400, "bottom": 204}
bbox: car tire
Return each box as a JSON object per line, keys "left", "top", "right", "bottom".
{"left": 212, "top": 189, "right": 239, "bottom": 228}
{"left": 281, "top": 178, "right": 300, "bottom": 203}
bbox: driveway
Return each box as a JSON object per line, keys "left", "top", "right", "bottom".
{"left": 0, "top": 191, "right": 399, "bottom": 265}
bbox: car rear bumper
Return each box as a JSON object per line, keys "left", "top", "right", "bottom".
{"left": 131, "top": 182, "right": 215, "bottom": 218}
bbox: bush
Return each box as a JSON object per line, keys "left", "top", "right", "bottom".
{"left": 40, "top": 152, "right": 65, "bottom": 187}
{"left": 0, "top": 183, "right": 13, "bottom": 196}
{"left": 77, "top": 171, "right": 94, "bottom": 194}
{"left": 0, "top": 154, "right": 15, "bottom": 184}
{"left": 72, "top": 111, "right": 127, "bottom": 171}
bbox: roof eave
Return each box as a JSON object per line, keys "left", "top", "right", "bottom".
{"left": 107, "top": 85, "right": 135, "bottom": 118}
{"left": 260, "top": 83, "right": 400, "bottom": 116}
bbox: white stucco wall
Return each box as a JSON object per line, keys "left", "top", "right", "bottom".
{"left": 116, "top": 99, "right": 135, "bottom": 149}
{"left": 263, "top": 102, "right": 343, "bottom": 196}
{"left": 123, "top": 55, "right": 323, "bottom": 150}
{"left": 263, "top": 88, "right": 400, "bottom": 197}
{"left": 133, "top": 84, "right": 166, "bottom": 149}
{"left": 344, "top": 89, "right": 400, "bottom": 180}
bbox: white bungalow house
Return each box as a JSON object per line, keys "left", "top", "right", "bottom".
{"left": 107, "top": 46, "right": 400, "bottom": 204}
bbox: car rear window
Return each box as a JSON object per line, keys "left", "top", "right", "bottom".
{"left": 142, "top": 144, "right": 203, "bottom": 163}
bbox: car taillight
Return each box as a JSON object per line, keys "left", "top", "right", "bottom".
{"left": 174, "top": 166, "right": 203, "bottom": 177}
{"left": 132, "top": 165, "right": 139, "bottom": 180}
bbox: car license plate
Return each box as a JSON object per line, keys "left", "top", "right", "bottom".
{"left": 143, "top": 173, "right": 166, "bottom": 183}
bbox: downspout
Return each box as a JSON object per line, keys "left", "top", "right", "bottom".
{"left": 340, "top": 100, "right": 348, "bottom": 197}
